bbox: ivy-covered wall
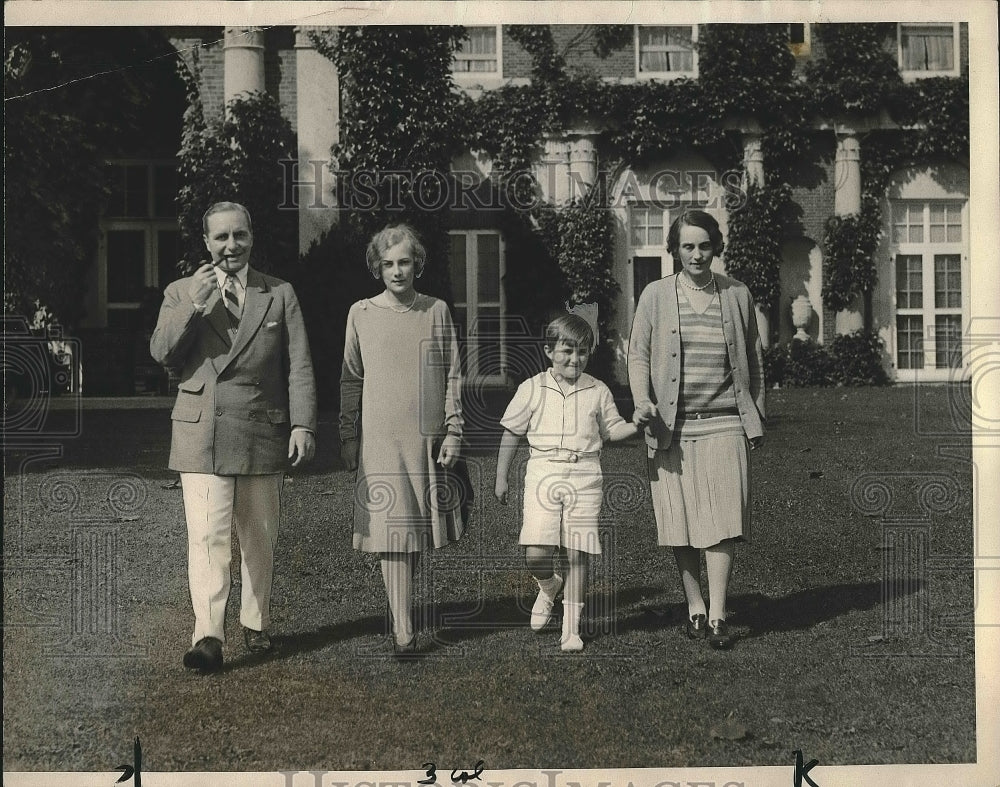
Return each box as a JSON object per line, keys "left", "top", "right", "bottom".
{"left": 172, "top": 22, "right": 969, "bottom": 393}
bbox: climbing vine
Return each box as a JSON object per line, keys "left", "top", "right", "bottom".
{"left": 724, "top": 179, "right": 793, "bottom": 311}
{"left": 177, "top": 51, "right": 297, "bottom": 275}
{"left": 302, "top": 22, "right": 967, "bottom": 372}
{"left": 807, "top": 26, "right": 969, "bottom": 313}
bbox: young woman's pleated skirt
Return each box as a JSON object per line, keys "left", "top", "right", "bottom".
{"left": 646, "top": 420, "right": 750, "bottom": 549}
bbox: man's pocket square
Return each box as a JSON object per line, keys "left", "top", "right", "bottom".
{"left": 265, "top": 321, "right": 280, "bottom": 328}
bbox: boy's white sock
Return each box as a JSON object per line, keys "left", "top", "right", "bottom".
{"left": 537, "top": 573, "right": 562, "bottom": 598}
{"left": 530, "top": 573, "right": 563, "bottom": 631}
{"left": 561, "top": 601, "right": 584, "bottom": 651}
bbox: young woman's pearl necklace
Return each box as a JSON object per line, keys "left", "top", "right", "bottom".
{"left": 388, "top": 292, "right": 418, "bottom": 313}
{"left": 679, "top": 272, "right": 716, "bottom": 292}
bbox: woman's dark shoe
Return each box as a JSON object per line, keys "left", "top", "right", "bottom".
{"left": 393, "top": 635, "right": 419, "bottom": 659}
{"left": 707, "top": 619, "right": 734, "bottom": 649}
{"left": 685, "top": 613, "right": 708, "bottom": 639}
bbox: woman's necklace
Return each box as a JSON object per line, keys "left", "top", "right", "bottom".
{"left": 679, "top": 272, "right": 716, "bottom": 292}
{"left": 387, "top": 292, "right": 419, "bottom": 313}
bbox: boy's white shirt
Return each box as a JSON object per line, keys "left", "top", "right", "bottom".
{"left": 499, "top": 370, "right": 631, "bottom": 452}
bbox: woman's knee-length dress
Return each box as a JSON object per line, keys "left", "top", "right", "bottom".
{"left": 339, "top": 295, "right": 465, "bottom": 552}
{"left": 647, "top": 282, "right": 751, "bottom": 548}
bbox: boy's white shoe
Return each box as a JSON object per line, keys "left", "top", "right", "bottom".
{"left": 561, "top": 600, "right": 585, "bottom": 651}
{"left": 530, "top": 574, "right": 563, "bottom": 631}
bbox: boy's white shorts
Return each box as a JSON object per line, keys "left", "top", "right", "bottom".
{"left": 518, "top": 457, "right": 603, "bottom": 554}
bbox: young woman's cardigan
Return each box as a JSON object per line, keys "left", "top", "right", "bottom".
{"left": 627, "top": 272, "right": 765, "bottom": 451}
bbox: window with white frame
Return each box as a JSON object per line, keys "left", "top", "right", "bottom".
{"left": 898, "top": 23, "right": 959, "bottom": 78}
{"left": 101, "top": 161, "right": 180, "bottom": 331}
{"left": 628, "top": 202, "right": 716, "bottom": 303}
{"left": 452, "top": 26, "right": 501, "bottom": 80}
{"left": 629, "top": 204, "right": 667, "bottom": 303}
{"left": 892, "top": 201, "right": 966, "bottom": 372}
{"left": 636, "top": 26, "right": 698, "bottom": 78}
{"left": 448, "top": 230, "right": 506, "bottom": 382}
{"left": 788, "top": 23, "right": 810, "bottom": 57}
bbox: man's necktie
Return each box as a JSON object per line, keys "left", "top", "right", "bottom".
{"left": 223, "top": 275, "right": 241, "bottom": 331}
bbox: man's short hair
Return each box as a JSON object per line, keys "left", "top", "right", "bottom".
{"left": 202, "top": 202, "right": 253, "bottom": 236}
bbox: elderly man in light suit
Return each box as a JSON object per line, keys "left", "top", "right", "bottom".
{"left": 151, "top": 201, "right": 316, "bottom": 673}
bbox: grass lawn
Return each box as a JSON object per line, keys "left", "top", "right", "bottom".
{"left": 2, "top": 385, "right": 976, "bottom": 772}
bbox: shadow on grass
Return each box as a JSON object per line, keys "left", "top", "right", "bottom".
{"left": 607, "top": 579, "right": 919, "bottom": 640}
{"left": 218, "top": 578, "right": 916, "bottom": 668}
{"left": 222, "top": 613, "right": 387, "bottom": 669}
{"left": 730, "top": 579, "right": 921, "bottom": 639}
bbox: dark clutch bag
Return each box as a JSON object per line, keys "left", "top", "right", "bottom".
{"left": 432, "top": 437, "right": 475, "bottom": 523}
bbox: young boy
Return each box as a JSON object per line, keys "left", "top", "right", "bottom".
{"left": 494, "top": 314, "right": 642, "bottom": 651}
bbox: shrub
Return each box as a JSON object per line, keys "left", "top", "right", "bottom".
{"left": 829, "top": 331, "right": 891, "bottom": 386}
{"left": 288, "top": 216, "right": 379, "bottom": 410}
{"left": 765, "top": 331, "right": 889, "bottom": 388}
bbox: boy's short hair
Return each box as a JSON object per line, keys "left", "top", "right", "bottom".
{"left": 544, "top": 314, "right": 594, "bottom": 352}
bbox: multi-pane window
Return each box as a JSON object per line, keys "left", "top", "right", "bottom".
{"left": 101, "top": 161, "right": 181, "bottom": 329}
{"left": 629, "top": 206, "right": 664, "bottom": 248}
{"left": 894, "top": 255, "right": 922, "bottom": 308}
{"left": 636, "top": 26, "right": 697, "bottom": 77}
{"left": 934, "top": 255, "right": 961, "bottom": 308}
{"left": 892, "top": 200, "right": 966, "bottom": 373}
{"left": 453, "top": 26, "right": 500, "bottom": 76}
{"left": 929, "top": 203, "right": 962, "bottom": 243}
{"left": 935, "top": 315, "right": 963, "bottom": 369}
{"left": 628, "top": 202, "right": 713, "bottom": 303}
{"left": 899, "top": 23, "right": 958, "bottom": 76}
{"left": 892, "top": 203, "right": 924, "bottom": 243}
{"left": 896, "top": 315, "right": 924, "bottom": 370}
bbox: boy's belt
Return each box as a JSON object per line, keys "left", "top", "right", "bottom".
{"left": 529, "top": 447, "right": 601, "bottom": 463}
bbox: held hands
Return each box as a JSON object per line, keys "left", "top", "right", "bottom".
{"left": 288, "top": 430, "right": 316, "bottom": 467}
{"left": 340, "top": 437, "right": 359, "bottom": 471}
{"left": 188, "top": 263, "right": 217, "bottom": 307}
{"left": 632, "top": 402, "right": 658, "bottom": 427}
{"left": 494, "top": 477, "right": 509, "bottom": 506}
{"left": 436, "top": 434, "right": 461, "bottom": 468}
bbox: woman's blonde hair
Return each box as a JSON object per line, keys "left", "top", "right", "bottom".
{"left": 365, "top": 223, "right": 427, "bottom": 278}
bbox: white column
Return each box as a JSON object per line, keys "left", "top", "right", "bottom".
{"left": 223, "top": 27, "right": 265, "bottom": 104}
{"left": 295, "top": 26, "right": 340, "bottom": 253}
{"left": 568, "top": 135, "right": 598, "bottom": 202}
{"left": 537, "top": 136, "right": 570, "bottom": 205}
{"left": 834, "top": 132, "right": 864, "bottom": 334}
{"left": 743, "top": 131, "right": 770, "bottom": 347}
{"left": 834, "top": 133, "right": 862, "bottom": 215}
{"left": 742, "top": 132, "right": 764, "bottom": 189}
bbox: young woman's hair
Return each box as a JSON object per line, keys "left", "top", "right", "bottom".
{"left": 544, "top": 314, "right": 594, "bottom": 352}
{"left": 365, "top": 223, "right": 427, "bottom": 278}
{"left": 666, "top": 209, "right": 724, "bottom": 258}
{"left": 202, "top": 201, "right": 252, "bottom": 235}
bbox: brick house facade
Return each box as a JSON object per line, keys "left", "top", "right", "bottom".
{"left": 81, "top": 23, "right": 972, "bottom": 392}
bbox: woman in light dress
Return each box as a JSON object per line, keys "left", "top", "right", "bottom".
{"left": 339, "top": 223, "right": 465, "bottom": 653}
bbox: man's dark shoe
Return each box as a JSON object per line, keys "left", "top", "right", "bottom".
{"left": 183, "top": 637, "right": 223, "bottom": 672}
{"left": 243, "top": 626, "right": 272, "bottom": 654}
